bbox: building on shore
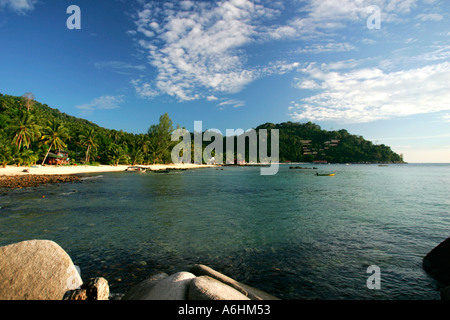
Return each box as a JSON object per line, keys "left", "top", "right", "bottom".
{"left": 43, "top": 150, "right": 70, "bottom": 165}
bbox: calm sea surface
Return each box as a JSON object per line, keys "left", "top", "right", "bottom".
{"left": 1, "top": 164, "right": 449, "bottom": 299}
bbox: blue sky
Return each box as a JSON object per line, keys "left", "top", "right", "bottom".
{"left": 0, "top": 0, "right": 449, "bottom": 162}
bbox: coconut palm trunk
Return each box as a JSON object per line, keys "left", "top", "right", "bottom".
{"left": 85, "top": 145, "right": 90, "bottom": 163}
{"left": 41, "top": 142, "right": 54, "bottom": 165}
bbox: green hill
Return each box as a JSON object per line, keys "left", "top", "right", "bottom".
{"left": 0, "top": 93, "right": 148, "bottom": 166}
{"left": 256, "top": 122, "right": 404, "bottom": 163}
{"left": 0, "top": 93, "right": 403, "bottom": 166}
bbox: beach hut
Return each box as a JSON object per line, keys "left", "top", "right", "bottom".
{"left": 43, "top": 150, "right": 70, "bottom": 165}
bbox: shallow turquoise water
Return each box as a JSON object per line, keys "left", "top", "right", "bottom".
{"left": 1, "top": 164, "right": 449, "bottom": 299}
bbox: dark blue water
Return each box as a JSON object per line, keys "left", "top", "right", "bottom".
{"left": 1, "top": 164, "right": 449, "bottom": 299}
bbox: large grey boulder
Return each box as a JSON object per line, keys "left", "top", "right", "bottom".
{"left": 423, "top": 237, "right": 450, "bottom": 286}
{"left": 0, "top": 240, "right": 82, "bottom": 300}
{"left": 123, "top": 272, "right": 195, "bottom": 300}
{"left": 190, "top": 264, "right": 280, "bottom": 300}
{"left": 188, "top": 276, "right": 250, "bottom": 300}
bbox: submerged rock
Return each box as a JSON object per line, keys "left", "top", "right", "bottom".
{"left": 0, "top": 240, "right": 82, "bottom": 300}
{"left": 0, "top": 174, "right": 81, "bottom": 190}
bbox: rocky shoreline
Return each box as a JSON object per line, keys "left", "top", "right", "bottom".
{"left": 2, "top": 237, "right": 450, "bottom": 300}
{"left": 0, "top": 240, "right": 280, "bottom": 300}
{"left": 0, "top": 174, "right": 81, "bottom": 191}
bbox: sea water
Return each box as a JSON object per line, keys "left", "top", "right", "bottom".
{"left": 0, "top": 164, "right": 449, "bottom": 299}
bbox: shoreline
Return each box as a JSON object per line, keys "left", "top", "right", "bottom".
{"left": 0, "top": 163, "right": 216, "bottom": 177}
{"left": 0, "top": 164, "right": 216, "bottom": 190}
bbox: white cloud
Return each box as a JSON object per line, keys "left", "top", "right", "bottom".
{"left": 293, "top": 78, "right": 321, "bottom": 90}
{"left": 95, "top": 61, "right": 146, "bottom": 72}
{"left": 297, "top": 42, "right": 356, "bottom": 54}
{"left": 131, "top": 1, "right": 307, "bottom": 101}
{"left": 131, "top": 79, "right": 159, "bottom": 99}
{"left": 320, "top": 59, "right": 365, "bottom": 71}
{"left": 207, "top": 95, "right": 219, "bottom": 101}
{"left": 217, "top": 99, "right": 246, "bottom": 109}
{"left": 416, "top": 45, "right": 450, "bottom": 62}
{"left": 283, "top": 0, "right": 421, "bottom": 34}
{"left": 0, "top": 0, "right": 37, "bottom": 13}
{"left": 132, "top": 0, "right": 272, "bottom": 101}
{"left": 416, "top": 13, "right": 443, "bottom": 21}
{"left": 290, "top": 61, "right": 450, "bottom": 123}
{"left": 130, "top": 0, "right": 443, "bottom": 102}
{"left": 76, "top": 95, "right": 125, "bottom": 113}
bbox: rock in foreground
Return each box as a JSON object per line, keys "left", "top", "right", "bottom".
{"left": 0, "top": 240, "right": 82, "bottom": 300}
{"left": 190, "top": 264, "right": 280, "bottom": 300}
{"left": 122, "top": 264, "right": 280, "bottom": 300}
{"left": 423, "top": 237, "right": 450, "bottom": 286}
{"left": 63, "top": 277, "right": 109, "bottom": 300}
{"left": 188, "top": 276, "right": 250, "bottom": 300}
{"left": 0, "top": 240, "right": 279, "bottom": 300}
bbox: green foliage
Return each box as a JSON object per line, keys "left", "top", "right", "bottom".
{"left": 78, "top": 128, "right": 99, "bottom": 164}
{"left": 0, "top": 93, "right": 403, "bottom": 166}
{"left": 0, "top": 93, "right": 180, "bottom": 166}
{"left": 9, "top": 110, "right": 41, "bottom": 151}
{"left": 40, "top": 120, "right": 70, "bottom": 165}
{"left": 255, "top": 122, "right": 404, "bottom": 163}
{"left": 147, "top": 113, "right": 175, "bottom": 164}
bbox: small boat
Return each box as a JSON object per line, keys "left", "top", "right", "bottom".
{"left": 316, "top": 173, "right": 335, "bottom": 176}
{"left": 153, "top": 170, "right": 170, "bottom": 174}
{"left": 126, "top": 166, "right": 145, "bottom": 172}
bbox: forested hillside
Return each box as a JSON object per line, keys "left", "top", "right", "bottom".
{"left": 0, "top": 93, "right": 175, "bottom": 166}
{"left": 0, "top": 93, "right": 403, "bottom": 166}
{"left": 256, "top": 122, "right": 404, "bottom": 163}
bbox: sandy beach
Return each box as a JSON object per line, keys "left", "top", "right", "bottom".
{"left": 0, "top": 163, "right": 216, "bottom": 176}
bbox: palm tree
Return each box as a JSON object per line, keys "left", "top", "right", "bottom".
{"left": 135, "top": 134, "right": 150, "bottom": 164}
{"left": 129, "top": 145, "right": 144, "bottom": 165}
{"left": 108, "top": 143, "right": 125, "bottom": 166}
{"left": 10, "top": 111, "right": 41, "bottom": 151}
{"left": 79, "top": 128, "right": 98, "bottom": 164}
{"left": 0, "top": 132, "right": 13, "bottom": 167}
{"left": 20, "top": 149, "right": 39, "bottom": 167}
{"left": 41, "top": 120, "right": 70, "bottom": 165}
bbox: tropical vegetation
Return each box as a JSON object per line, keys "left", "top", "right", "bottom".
{"left": 0, "top": 93, "right": 404, "bottom": 167}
